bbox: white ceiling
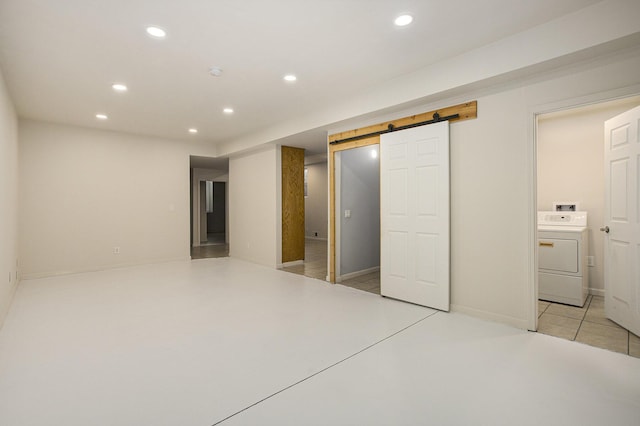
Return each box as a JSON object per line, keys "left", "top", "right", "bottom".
{"left": 0, "top": 0, "right": 602, "bottom": 157}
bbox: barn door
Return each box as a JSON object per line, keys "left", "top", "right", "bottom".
{"left": 380, "top": 121, "right": 450, "bottom": 311}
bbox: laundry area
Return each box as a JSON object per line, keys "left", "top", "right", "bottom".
{"left": 536, "top": 97, "right": 640, "bottom": 357}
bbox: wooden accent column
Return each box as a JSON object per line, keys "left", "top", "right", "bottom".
{"left": 328, "top": 101, "right": 477, "bottom": 282}
{"left": 281, "top": 146, "right": 305, "bottom": 263}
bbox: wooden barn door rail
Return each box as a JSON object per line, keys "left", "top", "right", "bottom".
{"left": 330, "top": 112, "right": 459, "bottom": 145}
{"left": 328, "top": 100, "right": 477, "bottom": 282}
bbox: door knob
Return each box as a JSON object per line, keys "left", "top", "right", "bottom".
{"left": 600, "top": 226, "right": 610, "bottom": 233}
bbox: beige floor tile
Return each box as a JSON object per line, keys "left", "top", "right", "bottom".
{"left": 362, "top": 287, "right": 380, "bottom": 295}
{"left": 537, "top": 313, "right": 580, "bottom": 340}
{"left": 545, "top": 303, "right": 587, "bottom": 320}
{"left": 583, "top": 303, "right": 620, "bottom": 327}
{"left": 590, "top": 295, "right": 604, "bottom": 306}
{"left": 306, "top": 271, "right": 327, "bottom": 280}
{"left": 537, "top": 300, "right": 550, "bottom": 314}
{"left": 190, "top": 244, "right": 229, "bottom": 259}
{"left": 575, "top": 321, "right": 628, "bottom": 354}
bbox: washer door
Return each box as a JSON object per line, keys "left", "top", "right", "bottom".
{"left": 539, "top": 238, "right": 578, "bottom": 273}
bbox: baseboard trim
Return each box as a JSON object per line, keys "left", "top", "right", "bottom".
{"left": 278, "top": 260, "right": 304, "bottom": 269}
{"left": 305, "top": 236, "right": 328, "bottom": 241}
{"left": 21, "top": 256, "right": 191, "bottom": 280}
{"left": 589, "top": 288, "right": 605, "bottom": 297}
{"left": 337, "top": 266, "right": 380, "bottom": 282}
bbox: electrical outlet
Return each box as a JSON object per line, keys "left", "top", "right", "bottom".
{"left": 587, "top": 256, "right": 595, "bottom": 267}
{"left": 113, "top": 247, "right": 120, "bottom": 254}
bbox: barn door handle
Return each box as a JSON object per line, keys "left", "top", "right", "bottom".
{"left": 600, "top": 226, "right": 610, "bottom": 233}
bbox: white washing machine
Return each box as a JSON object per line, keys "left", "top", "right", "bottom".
{"left": 538, "top": 211, "right": 589, "bottom": 307}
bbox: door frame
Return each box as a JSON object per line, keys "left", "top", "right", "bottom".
{"left": 329, "top": 137, "right": 380, "bottom": 282}
{"left": 527, "top": 85, "right": 640, "bottom": 331}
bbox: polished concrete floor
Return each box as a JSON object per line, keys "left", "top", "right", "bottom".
{"left": 0, "top": 258, "right": 640, "bottom": 426}
{"left": 1, "top": 258, "right": 639, "bottom": 425}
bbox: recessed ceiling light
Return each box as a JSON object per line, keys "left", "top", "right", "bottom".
{"left": 112, "top": 83, "right": 128, "bottom": 92}
{"left": 283, "top": 74, "right": 297, "bottom": 82}
{"left": 394, "top": 14, "right": 413, "bottom": 26}
{"left": 146, "top": 26, "right": 167, "bottom": 38}
{"left": 223, "top": 107, "right": 234, "bottom": 114}
{"left": 188, "top": 128, "right": 198, "bottom": 134}
{"left": 96, "top": 113, "right": 108, "bottom": 120}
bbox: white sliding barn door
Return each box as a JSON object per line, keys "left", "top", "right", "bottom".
{"left": 380, "top": 121, "right": 450, "bottom": 311}
{"left": 604, "top": 105, "right": 640, "bottom": 337}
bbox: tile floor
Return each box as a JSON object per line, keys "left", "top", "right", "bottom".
{"left": 281, "top": 238, "right": 327, "bottom": 280}
{"left": 282, "top": 239, "right": 382, "bottom": 294}
{"left": 190, "top": 232, "right": 229, "bottom": 259}
{"left": 1, "top": 258, "right": 639, "bottom": 425}
{"left": 538, "top": 295, "right": 640, "bottom": 358}
{"left": 340, "top": 270, "right": 381, "bottom": 294}
{"left": 190, "top": 243, "right": 229, "bottom": 259}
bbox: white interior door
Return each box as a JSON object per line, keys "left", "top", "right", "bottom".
{"left": 380, "top": 121, "right": 450, "bottom": 311}
{"left": 604, "top": 105, "right": 640, "bottom": 337}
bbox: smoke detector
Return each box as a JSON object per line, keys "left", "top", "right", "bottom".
{"left": 209, "top": 67, "right": 223, "bottom": 77}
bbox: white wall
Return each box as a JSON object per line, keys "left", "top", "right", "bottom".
{"left": 444, "top": 49, "right": 640, "bottom": 328}
{"left": 537, "top": 99, "right": 640, "bottom": 294}
{"left": 339, "top": 146, "right": 380, "bottom": 276}
{"left": 229, "top": 146, "right": 281, "bottom": 267}
{"left": 19, "top": 120, "right": 217, "bottom": 278}
{"left": 0, "top": 68, "right": 18, "bottom": 327}
{"left": 304, "top": 161, "right": 328, "bottom": 239}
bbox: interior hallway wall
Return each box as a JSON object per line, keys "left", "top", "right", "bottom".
{"left": 537, "top": 98, "right": 640, "bottom": 294}
{"left": 0, "top": 68, "right": 18, "bottom": 327}
{"left": 304, "top": 161, "right": 328, "bottom": 240}
{"left": 229, "top": 145, "right": 281, "bottom": 267}
{"left": 19, "top": 120, "right": 217, "bottom": 278}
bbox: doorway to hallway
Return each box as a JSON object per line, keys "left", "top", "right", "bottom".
{"left": 190, "top": 155, "right": 229, "bottom": 260}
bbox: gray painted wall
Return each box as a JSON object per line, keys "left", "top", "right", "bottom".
{"left": 339, "top": 145, "right": 380, "bottom": 275}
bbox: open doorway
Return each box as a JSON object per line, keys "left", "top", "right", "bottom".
{"left": 282, "top": 155, "right": 329, "bottom": 280}
{"left": 190, "top": 156, "right": 229, "bottom": 259}
{"left": 334, "top": 144, "right": 381, "bottom": 294}
{"left": 535, "top": 96, "right": 640, "bottom": 357}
